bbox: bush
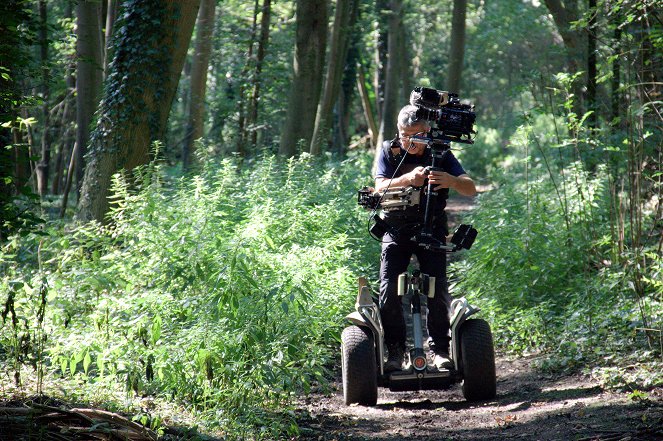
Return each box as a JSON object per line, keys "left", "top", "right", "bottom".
{"left": 0, "top": 152, "right": 379, "bottom": 438}
{"left": 452, "top": 152, "right": 662, "bottom": 380}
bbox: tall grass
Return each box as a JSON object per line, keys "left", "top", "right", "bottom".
{"left": 0, "top": 152, "right": 379, "bottom": 437}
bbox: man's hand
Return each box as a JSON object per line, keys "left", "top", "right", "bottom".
{"left": 428, "top": 170, "right": 477, "bottom": 196}
{"left": 405, "top": 166, "right": 428, "bottom": 187}
{"left": 428, "top": 169, "right": 456, "bottom": 190}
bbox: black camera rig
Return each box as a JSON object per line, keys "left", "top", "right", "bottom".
{"left": 410, "top": 87, "right": 476, "bottom": 145}
{"left": 358, "top": 87, "right": 478, "bottom": 252}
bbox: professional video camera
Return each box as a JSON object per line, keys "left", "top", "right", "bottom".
{"left": 357, "top": 86, "right": 477, "bottom": 252}
{"left": 409, "top": 86, "right": 476, "bottom": 145}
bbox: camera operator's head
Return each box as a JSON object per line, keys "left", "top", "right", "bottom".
{"left": 397, "top": 104, "right": 430, "bottom": 156}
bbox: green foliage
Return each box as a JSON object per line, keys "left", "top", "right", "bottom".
{"left": 452, "top": 97, "right": 662, "bottom": 384}
{"left": 1, "top": 152, "right": 378, "bottom": 437}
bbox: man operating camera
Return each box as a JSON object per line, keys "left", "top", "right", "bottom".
{"left": 374, "top": 104, "right": 476, "bottom": 372}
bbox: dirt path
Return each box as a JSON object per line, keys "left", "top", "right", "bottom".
{"left": 296, "top": 354, "right": 663, "bottom": 440}
{"left": 294, "top": 190, "right": 663, "bottom": 440}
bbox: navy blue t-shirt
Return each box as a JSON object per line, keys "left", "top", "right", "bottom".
{"left": 375, "top": 141, "right": 467, "bottom": 229}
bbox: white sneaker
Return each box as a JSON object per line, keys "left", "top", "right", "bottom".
{"left": 432, "top": 353, "right": 453, "bottom": 370}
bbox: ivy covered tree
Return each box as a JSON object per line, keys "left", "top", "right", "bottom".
{"left": 77, "top": 0, "right": 199, "bottom": 222}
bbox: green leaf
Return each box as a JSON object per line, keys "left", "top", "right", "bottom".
{"left": 151, "top": 315, "right": 162, "bottom": 344}
{"left": 83, "top": 351, "right": 92, "bottom": 374}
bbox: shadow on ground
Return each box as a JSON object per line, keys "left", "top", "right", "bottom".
{"left": 296, "top": 356, "right": 663, "bottom": 441}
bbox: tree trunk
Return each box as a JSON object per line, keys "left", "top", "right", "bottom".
{"left": 334, "top": 3, "right": 361, "bottom": 153}
{"left": 36, "top": 0, "right": 51, "bottom": 197}
{"left": 376, "top": 0, "right": 402, "bottom": 153}
{"left": 374, "top": 0, "right": 389, "bottom": 123}
{"left": 587, "top": 0, "right": 597, "bottom": 128}
{"left": 236, "top": 0, "right": 260, "bottom": 155}
{"left": 310, "top": 0, "right": 355, "bottom": 155}
{"left": 247, "top": 0, "right": 272, "bottom": 148}
{"left": 447, "top": 0, "right": 467, "bottom": 94}
{"left": 54, "top": 2, "right": 76, "bottom": 195}
{"left": 278, "top": 0, "right": 329, "bottom": 157}
{"left": 543, "top": 0, "right": 585, "bottom": 114}
{"left": 75, "top": 0, "right": 104, "bottom": 198}
{"left": 611, "top": 12, "right": 621, "bottom": 124}
{"left": 357, "top": 63, "right": 378, "bottom": 147}
{"left": 182, "top": 0, "right": 216, "bottom": 171}
{"left": 77, "top": 0, "right": 199, "bottom": 222}
{"left": 397, "top": 13, "right": 412, "bottom": 104}
{"left": 103, "top": 0, "right": 118, "bottom": 79}
{"left": 53, "top": 67, "right": 76, "bottom": 195}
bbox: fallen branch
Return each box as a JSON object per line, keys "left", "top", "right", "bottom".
{"left": 0, "top": 403, "right": 158, "bottom": 441}
{"left": 71, "top": 408, "right": 158, "bottom": 441}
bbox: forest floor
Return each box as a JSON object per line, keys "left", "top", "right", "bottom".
{"left": 293, "top": 189, "right": 663, "bottom": 441}
{"left": 295, "top": 353, "right": 663, "bottom": 441}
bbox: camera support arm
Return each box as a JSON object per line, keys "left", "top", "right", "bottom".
{"left": 417, "top": 143, "right": 452, "bottom": 250}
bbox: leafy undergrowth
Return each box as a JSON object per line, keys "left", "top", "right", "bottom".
{"left": 451, "top": 160, "right": 663, "bottom": 391}
{"left": 1, "top": 152, "right": 379, "bottom": 439}
{"left": 2, "top": 147, "right": 661, "bottom": 438}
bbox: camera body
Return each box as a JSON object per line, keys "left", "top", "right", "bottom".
{"left": 410, "top": 87, "right": 476, "bottom": 145}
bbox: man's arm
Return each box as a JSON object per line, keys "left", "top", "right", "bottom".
{"left": 376, "top": 169, "right": 476, "bottom": 196}
{"left": 428, "top": 171, "right": 476, "bottom": 196}
{"left": 375, "top": 166, "right": 428, "bottom": 192}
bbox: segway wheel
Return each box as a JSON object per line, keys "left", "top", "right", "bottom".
{"left": 341, "top": 325, "right": 378, "bottom": 406}
{"left": 460, "top": 318, "right": 497, "bottom": 402}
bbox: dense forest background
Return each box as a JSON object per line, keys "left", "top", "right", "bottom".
{"left": 0, "top": 0, "right": 661, "bottom": 438}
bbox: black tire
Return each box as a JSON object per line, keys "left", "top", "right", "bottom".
{"left": 460, "top": 318, "right": 497, "bottom": 402}
{"left": 341, "top": 325, "right": 378, "bottom": 406}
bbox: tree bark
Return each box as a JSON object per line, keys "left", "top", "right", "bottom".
{"left": 77, "top": 0, "right": 200, "bottom": 222}
{"left": 446, "top": 0, "right": 467, "bottom": 94}
{"left": 75, "top": 0, "right": 104, "bottom": 198}
{"left": 182, "top": 0, "right": 216, "bottom": 171}
{"left": 357, "top": 63, "right": 378, "bottom": 147}
{"left": 397, "top": 13, "right": 412, "bottom": 104}
{"left": 279, "top": 0, "right": 329, "bottom": 157}
{"left": 103, "top": 0, "right": 118, "bottom": 80}
{"left": 376, "top": 0, "right": 402, "bottom": 153}
{"left": 236, "top": 0, "right": 260, "bottom": 155}
{"left": 54, "top": 3, "right": 76, "bottom": 195}
{"left": 310, "top": 0, "right": 355, "bottom": 155}
{"left": 36, "top": 0, "right": 52, "bottom": 197}
{"left": 374, "top": 0, "right": 389, "bottom": 123}
{"left": 247, "top": 0, "right": 272, "bottom": 148}
{"left": 334, "top": 2, "right": 361, "bottom": 153}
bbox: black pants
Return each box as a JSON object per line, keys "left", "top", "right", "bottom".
{"left": 379, "top": 232, "right": 452, "bottom": 354}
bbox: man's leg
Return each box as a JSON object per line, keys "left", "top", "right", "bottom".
{"left": 416, "top": 248, "right": 453, "bottom": 367}
{"left": 379, "top": 235, "right": 411, "bottom": 371}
